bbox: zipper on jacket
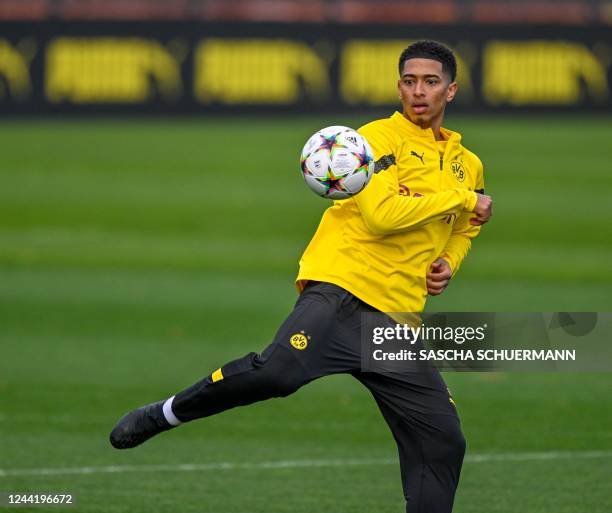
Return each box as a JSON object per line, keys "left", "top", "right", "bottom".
{"left": 439, "top": 155, "right": 443, "bottom": 170}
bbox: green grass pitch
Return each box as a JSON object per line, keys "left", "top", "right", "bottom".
{"left": 1, "top": 115, "right": 611, "bottom": 513}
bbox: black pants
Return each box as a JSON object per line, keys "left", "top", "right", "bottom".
{"left": 173, "top": 282, "right": 466, "bottom": 513}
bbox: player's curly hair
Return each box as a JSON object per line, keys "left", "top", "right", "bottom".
{"left": 398, "top": 40, "right": 457, "bottom": 82}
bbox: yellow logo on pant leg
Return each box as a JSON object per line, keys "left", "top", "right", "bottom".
{"left": 447, "top": 387, "right": 456, "bottom": 406}
{"left": 290, "top": 333, "right": 309, "bottom": 350}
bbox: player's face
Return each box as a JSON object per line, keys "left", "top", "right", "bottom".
{"left": 398, "top": 58, "right": 457, "bottom": 129}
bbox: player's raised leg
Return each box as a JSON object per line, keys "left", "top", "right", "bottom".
{"left": 109, "top": 283, "right": 341, "bottom": 449}
{"left": 109, "top": 344, "right": 310, "bottom": 449}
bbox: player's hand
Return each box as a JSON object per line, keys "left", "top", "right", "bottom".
{"left": 427, "top": 258, "right": 452, "bottom": 296}
{"left": 470, "top": 193, "right": 493, "bottom": 226}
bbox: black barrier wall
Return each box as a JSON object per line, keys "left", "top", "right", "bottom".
{"left": 0, "top": 22, "right": 610, "bottom": 114}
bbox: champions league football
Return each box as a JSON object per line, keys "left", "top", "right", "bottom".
{"left": 300, "top": 126, "right": 375, "bottom": 199}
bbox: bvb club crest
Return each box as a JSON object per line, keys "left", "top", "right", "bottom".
{"left": 450, "top": 161, "right": 465, "bottom": 182}
{"left": 290, "top": 332, "right": 310, "bottom": 350}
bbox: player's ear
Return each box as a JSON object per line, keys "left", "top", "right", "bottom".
{"left": 446, "top": 81, "right": 458, "bottom": 103}
{"left": 397, "top": 80, "right": 402, "bottom": 100}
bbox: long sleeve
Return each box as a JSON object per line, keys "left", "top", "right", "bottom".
{"left": 354, "top": 170, "right": 477, "bottom": 235}
{"left": 440, "top": 213, "right": 480, "bottom": 273}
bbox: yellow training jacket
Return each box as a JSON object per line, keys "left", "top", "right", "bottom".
{"left": 296, "top": 111, "right": 484, "bottom": 314}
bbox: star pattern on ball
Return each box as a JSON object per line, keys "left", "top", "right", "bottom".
{"left": 314, "top": 133, "right": 339, "bottom": 153}
{"left": 351, "top": 147, "right": 372, "bottom": 174}
{"left": 321, "top": 169, "right": 346, "bottom": 195}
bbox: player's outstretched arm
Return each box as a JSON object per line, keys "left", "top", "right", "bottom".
{"left": 355, "top": 171, "right": 478, "bottom": 235}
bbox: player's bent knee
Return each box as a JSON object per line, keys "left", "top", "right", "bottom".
{"left": 450, "top": 425, "right": 467, "bottom": 461}
{"left": 420, "top": 416, "right": 466, "bottom": 466}
{"left": 437, "top": 419, "right": 466, "bottom": 464}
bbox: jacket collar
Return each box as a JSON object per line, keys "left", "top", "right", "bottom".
{"left": 391, "top": 111, "right": 461, "bottom": 144}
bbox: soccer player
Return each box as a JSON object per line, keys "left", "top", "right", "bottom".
{"left": 110, "top": 40, "right": 492, "bottom": 513}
